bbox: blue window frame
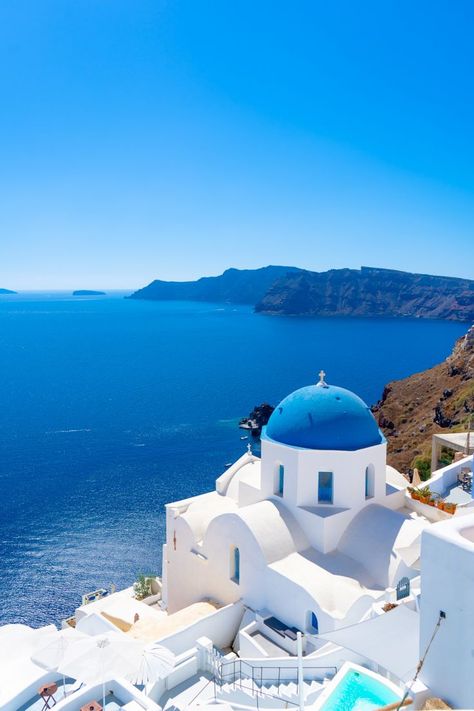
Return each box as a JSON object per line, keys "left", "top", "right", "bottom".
{"left": 231, "top": 547, "right": 240, "bottom": 584}
{"left": 318, "top": 471, "right": 333, "bottom": 504}
{"left": 277, "top": 464, "right": 284, "bottom": 495}
{"left": 310, "top": 611, "right": 319, "bottom": 634}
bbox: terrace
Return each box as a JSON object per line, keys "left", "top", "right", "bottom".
{"left": 427, "top": 454, "right": 473, "bottom": 508}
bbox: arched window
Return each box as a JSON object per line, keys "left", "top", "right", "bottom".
{"left": 307, "top": 611, "right": 319, "bottom": 634}
{"left": 275, "top": 463, "right": 285, "bottom": 496}
{"left": 231, "top": 546, "right": 240, "bottom": 584}
{"left": 365, "top": 465, "right": 375, "bottom": 499}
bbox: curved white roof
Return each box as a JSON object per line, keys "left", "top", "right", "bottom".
{"left": 337, "top": 504, "right": 426, "bottom": 588}
{"left": 226, "top": 458, "right": 262, "bottom": 500}
{"left": 205, "top": 499, "right": 308, "bottom": 564}
{"left": 180, "top": 492, "right": 237, "bottom": 541}
{"left": 270, "top": 548, "right": 381, "bottom": 619}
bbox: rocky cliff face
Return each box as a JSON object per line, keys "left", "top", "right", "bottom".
{"left": 372, "top": 325, "right": 474, "bottom": 473}
{"left": 256, "top": 266, "right": 474, "bottom": 322}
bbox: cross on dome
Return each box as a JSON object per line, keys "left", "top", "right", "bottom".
{"left": 247, "top": 442, "right": 253, "bottom": 455}
{"left": 317, "top": 369, "right": 328, "bottom": 387}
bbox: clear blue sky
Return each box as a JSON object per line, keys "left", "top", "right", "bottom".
{"left": 0, "top": 1, "right": 473, "bottom": 289}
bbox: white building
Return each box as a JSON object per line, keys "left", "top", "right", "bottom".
{"left": 3, "top": 374, "right": 474, "bottom": 711}
{"left": 162, "top": 374, "right": 426, "bottom": 637}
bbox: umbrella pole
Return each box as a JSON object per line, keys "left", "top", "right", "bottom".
{"left": 103, "top": 680, "right": 106, "bottom": 709}
{"left": 63, "top": 674, "right": 66, "bottom": 697}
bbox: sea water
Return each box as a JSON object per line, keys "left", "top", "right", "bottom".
{"left": 0, "top": 292, "right": 467, "bottom": 625}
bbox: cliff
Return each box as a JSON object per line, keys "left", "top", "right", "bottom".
{"left": 372, "top": 325, "right": 474, "bottom": 474}
{"left": 128, "top": 266, "right": 301, "bottom": 304}
{"left": 255, "top": 266, "right": 474, "bottom": 322}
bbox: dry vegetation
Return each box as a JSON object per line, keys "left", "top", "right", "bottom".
{"left": 372, "top": 326, "right": 474, "bottom": 475}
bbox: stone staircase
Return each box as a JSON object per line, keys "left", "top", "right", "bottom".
{"left": 214, "top": 677, "right": 327, "bottom": 708}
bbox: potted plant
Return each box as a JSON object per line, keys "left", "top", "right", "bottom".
{"left": 408, "top": 486, "right": 422, "bottom": 501}
{"left": 444, "top": 502, "right": 457, "bottom": 515}
{"left": 133, "top": 574, "right": 153, "bottom": 601}
{"left": 414, "top": 485, "right": 432, "bottom": 505}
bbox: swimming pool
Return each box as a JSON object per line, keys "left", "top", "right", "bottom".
{"left": 318, "top": 663, "right": 403, "bottom": 711}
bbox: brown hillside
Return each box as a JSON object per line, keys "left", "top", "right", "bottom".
{"left": 372, "top": 325, "right": 474, "bottom": 474}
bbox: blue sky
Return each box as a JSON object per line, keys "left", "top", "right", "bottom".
{"left": 0, "top": 1, "right": 473, "bottom": 289}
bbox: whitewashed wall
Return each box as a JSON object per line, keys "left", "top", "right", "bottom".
{"left": 420, "top": 515, "right": 474, "bottom": 709}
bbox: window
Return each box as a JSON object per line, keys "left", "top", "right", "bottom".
{"left": 307, "top": 611, "right": 319, "bottom": 634}
{"left": 396, "top": 577, "right": 410, "bottom": 601}
{"left": 318, "top": 471, "right": 333, "bottom": 504}
{"left": 365, "top": 465, "right": 375, "bottom": 499}
{"left": 231, "top": 546, "right": 240, "bottom": 584}
{"left": 275, "top": 463, "right": 285, "bottom": 496}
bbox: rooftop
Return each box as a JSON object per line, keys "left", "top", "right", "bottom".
{"left": 265, "top": 380, "right": 384, "bottom": 451}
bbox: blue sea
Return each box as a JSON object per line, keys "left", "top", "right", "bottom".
{"left": 0, "top": 292, "right": 467, "bottom": 626}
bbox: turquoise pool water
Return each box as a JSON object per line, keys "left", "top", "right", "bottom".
{"left": 322, "top": 668, "right": 401, "bottom": 711}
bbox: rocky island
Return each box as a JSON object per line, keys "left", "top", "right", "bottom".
{"left": 373, "top": 324, "right": 474, "bottom": 476}
{"left": 128, "top": 266, "right": 301, "bottom": 304}
{"left": 130, "top": 265, "right": 473, "bottom": 322}
{"left": 72, "top": 290, "right": 106, "bottom": 296}
{"left": 239, "top": 403, "right": 275, "bottom": 437}
{"left": 0, "top": 288, "right": 17, "bottom": 294}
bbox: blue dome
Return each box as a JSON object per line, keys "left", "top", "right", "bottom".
{"left": 264, "top": 383, "right": 383, "bottom": 451}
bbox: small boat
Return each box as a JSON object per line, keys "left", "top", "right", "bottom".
{"left": 240, "top": 435, "right": 248, "bottom": 440}
{"left": 225, "top": 462, "right": 232, "bottom": 468}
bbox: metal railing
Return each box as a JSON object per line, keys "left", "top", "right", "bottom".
{"left": 213, "top": 656, "right": 337, "bottom": 704}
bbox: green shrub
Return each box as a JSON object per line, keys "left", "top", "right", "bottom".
{"left": 133, "top": 574, "right": 153, "bottom": 600}
{"left": 439, "top": 446, "right": 455, "bottom": 467}
{"left": 413, "top": 456, "right": 431, "bottom": 481}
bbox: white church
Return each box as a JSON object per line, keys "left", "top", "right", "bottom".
{"left": 162, "top": 372, "right": 425, "bottom": 635}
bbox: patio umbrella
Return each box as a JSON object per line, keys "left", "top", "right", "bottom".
{"left": 129, "top": 642, "right": 174, "bottom": 686}
{"left": 31, "top": 627, "right": 87, "bottom": 696}
{"left": 412, "top": 468, "right": 422, "bottom": 488}
{"left": 58, "top": 631, "right": 171, "bottom": 708}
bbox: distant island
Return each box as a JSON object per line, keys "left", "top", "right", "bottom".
{"left": 128, "top": 266, "right": 300, "bottom": 305}
{"left": 72, "top": 290, "right": 106, "bottom": 296}
{"left": 0, "top": 288, "right": 17, "bottom": 294}
{"left": 129, "top": 265, "right": 474, "bottom": 322}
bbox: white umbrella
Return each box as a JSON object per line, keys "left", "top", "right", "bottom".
{"left": 58, "top": 632, "right": 173, "bottom": 708}
{"left": 129, "top": 642, "right": 174, "bottom": 686}
{"left": 31, "top": 627, "right": 87, "bottom": 697}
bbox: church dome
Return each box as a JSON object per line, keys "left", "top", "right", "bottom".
{"left": 265, "top": 377, "right": 383, "bottom": 451}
